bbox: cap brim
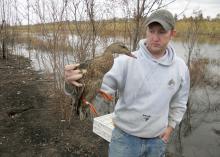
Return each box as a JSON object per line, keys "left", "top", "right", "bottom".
{"left": 146, "top": 19, "right": 171, "bottom": 31}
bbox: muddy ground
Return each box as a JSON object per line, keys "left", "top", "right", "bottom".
{"left": 0, "top": 55, "right": 108, "bottom": 157}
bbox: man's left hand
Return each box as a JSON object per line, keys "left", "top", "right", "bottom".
{"left": 159, "top": 126, "right": 174, "bottom": 143}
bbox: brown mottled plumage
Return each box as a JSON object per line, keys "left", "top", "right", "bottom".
{"left": 67, "top": 42, "right": 135, "bottom": 120}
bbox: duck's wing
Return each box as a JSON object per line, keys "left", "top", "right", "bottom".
{"left": 78, "top": 59, "right": 92, "bottom": 69}
{"left": 65, "top": 82, "right": 85, "bottom": 113}
{"left": 84, "top": 78, "right": 103, "bottom": 101}
{"left": 75, "top": 85, "right": 85, "bottom": 115}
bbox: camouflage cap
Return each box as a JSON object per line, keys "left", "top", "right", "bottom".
{"left": 145, "top": 9, "right": 175, "bottom": 31}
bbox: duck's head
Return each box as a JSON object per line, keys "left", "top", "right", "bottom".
{"left": 105, "top": 42, "right": 137, "bottom": 58}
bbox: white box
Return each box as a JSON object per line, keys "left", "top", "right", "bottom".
{"left": 93, "top": 113, "right": 114, "bottom": 142}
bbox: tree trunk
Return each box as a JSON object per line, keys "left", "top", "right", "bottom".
{"left": 132, "top": 19, "right": 140, "bottom": 51}
{"left": 2, "top": 40, "right": 6, "bottom": 59}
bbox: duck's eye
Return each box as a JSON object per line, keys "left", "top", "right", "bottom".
{"left": 121, "top": 45, "right": 126, "bottom": 48}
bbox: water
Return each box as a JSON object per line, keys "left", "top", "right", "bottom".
{"left": 13, "top": 44, "right": 74, "bottom": 73}
{"left": 178, "top": 87, "right": 220, "bottom": 157}
{"left": 14, "top": 40, "right": 220, "bottom": 80}
{"left": 171, "top": 41, "right": 220, "bottom": 60}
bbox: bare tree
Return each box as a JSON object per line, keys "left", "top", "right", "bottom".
{"left": 0, "top": 0, "right": 8, "bottom": 59}
{"left": 175, "top": 10, "right": 211, "bottom": 155}
{"left": 0, "top": 20, "right": 6, "bottom": 59}
{"left": 66, "top": 0, "right": 92, "bottom": 62}
{"left": 27, "top": 0, "right": 31, "bottom": 58}
{"left": 33, "top": 0, "right": 68, "bottom": 90}
{"left": 0, "top": 0, "right": 15, "bottom": 59}
{"left": 85, "top": 0, "right": 96, "bottom": 58}
{"left": 182, "top": 10, "right": 203, "bottom": 134}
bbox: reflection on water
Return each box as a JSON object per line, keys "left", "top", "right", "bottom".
{"left": 171, "top": 40, "right": 220, "bottom": 60}
{"left": 13, "top": 39, "right": 220, "bottom": 157}
{"left": 13, "top": 44, "right": 74, "bottom": 73}
{"left": 14, "top": 40, "right": 220, "bottom": 82}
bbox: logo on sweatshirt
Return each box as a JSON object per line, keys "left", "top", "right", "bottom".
{"left": 168, "top": 79, "right": 175, "bottom": 88}
{"left": 142, "top": 114, "right": 151, "bottom": 121}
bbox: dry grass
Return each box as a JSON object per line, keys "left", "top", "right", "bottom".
{"left": 190, "top": 58, "right": 210, "bottom": 88}
{"left": 176, "top": 19, "right": 220, "bottom": 43}
{"left": 11, "top": 19, "right": 220, "bottom": 42}
{"left": 14, "top": 33, "right": 73, "bottom": 53}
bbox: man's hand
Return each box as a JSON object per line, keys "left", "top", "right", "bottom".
{"left": 159, "top": 126, "right": 174, "bottom": 143}
{"left": 64, "top": 64, "right": 83, "bottom": 87}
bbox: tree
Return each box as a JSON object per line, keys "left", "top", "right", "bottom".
{"left": 216, "top": 13, "right": 220, "bottom": 19}
{"left": 174, "top": 13, "right": 178, "bottom": 21}
{"left": 206, "top": 16, "right": 210, "bottom": 21}
{"left": 196, "top": 10, "right": 203, "bottom": 20}
{"left": 67, "top": 0, "right": 93, "bottom": 62}
{"left": 182, "top": 10, "right": 202, "bottom": 134}
{"left": 0, "top": 20, "right": 6, "bottom": 59}
{"left": 0, "top": 0, "right": 13, "bottom": 59}
{"left": 85, "top": 0, "right": 96, "bottom": 58}
{"left": 182, "top": 14, "right": 186, "bottom": 20}
{"left": 33, "top": 0, "right": 69, "bottom": 90}
{"left": 175, "top": 10, "right": 211, "bottom": 155}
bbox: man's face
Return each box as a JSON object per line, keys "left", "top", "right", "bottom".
{"left": 146, "top": 22, "right": 175, "bottom": 56}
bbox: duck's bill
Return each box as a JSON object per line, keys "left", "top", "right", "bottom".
{"left": 127, "top": 53, "right": 137, "bottom": 59}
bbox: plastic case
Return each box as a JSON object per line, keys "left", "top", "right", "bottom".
{"left": 93, "top": 113, "right": 114, "bottom": 142}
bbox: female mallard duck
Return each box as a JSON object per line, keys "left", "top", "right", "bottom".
{"left": 65, "top": 42, "right": 136, "bottom": 120}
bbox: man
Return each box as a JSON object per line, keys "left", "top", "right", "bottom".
{"left": 64, "top": 9, "right": 190, "bottom": 157}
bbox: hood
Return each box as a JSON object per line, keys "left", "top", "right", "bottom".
{"left": 137, "top": 39, "right": 175, "bottom": 66}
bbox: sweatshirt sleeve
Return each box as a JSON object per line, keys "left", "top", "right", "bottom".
{"left": 168, "top": 66, "right": 190, "bottom": 128}
{"left": 101, "top": 56, "right": 127, "bottom": 95}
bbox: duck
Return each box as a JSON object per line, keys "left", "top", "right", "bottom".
{"left": 65, "top": 42, "right": 136, "bottom": 120}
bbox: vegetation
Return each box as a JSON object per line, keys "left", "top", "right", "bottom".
{"left": 10, "top": 18, "right": 220, "bottom": 47}
{"left": 176, "top": 19, "right": 220, "bottom": 43}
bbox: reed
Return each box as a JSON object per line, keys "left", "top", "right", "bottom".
{"left": 12, "top": 19, "right": 220, "bottom": 42}
{"left": 15, "top": 33, "right": 73, "bottom": 53}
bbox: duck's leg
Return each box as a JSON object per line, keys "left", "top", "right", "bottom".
{"left": 97, "top": 89, "right": 113, "bottom": 101}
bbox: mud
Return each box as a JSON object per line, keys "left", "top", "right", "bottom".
{"left": 0, "top": 55, "right": 108, "bottom": 157}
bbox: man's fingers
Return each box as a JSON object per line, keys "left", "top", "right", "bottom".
{"left": 72, "top": 69, "right": 81, "bottom": 75}
{"left": 65, "top": 69, "right": 81, "bottom": 78}
{"left": 71, "top": 81, "right": 83, "bottom": 87}
{"left": 66, "top": 74, "right": 83, "bottom": 82}
{"left": 65, "top": 74, "right": 83, "bottom": 87}
{"left": 64, "top": 64, "right": 85, "bottom": 87}
{"left": 65, "top": 63, "right": 80, "bottom": 71}
{"left": 159, "top": 135, "right": 168, "bottom": 143}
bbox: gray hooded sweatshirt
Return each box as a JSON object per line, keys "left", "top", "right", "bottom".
{"left": 101, "top": 39, "right": 190, "bottom": 138}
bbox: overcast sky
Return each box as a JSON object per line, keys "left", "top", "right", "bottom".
{"left": 10, "top": 0, "right": 220, "bottom": 24}
{"left": 165, "top": 0, "right": 220, "bottom": 18}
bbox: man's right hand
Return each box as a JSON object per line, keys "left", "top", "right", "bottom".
{"left": 64, "top": 64, "right": 83, "bottom": 87}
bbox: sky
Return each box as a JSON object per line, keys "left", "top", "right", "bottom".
{"left": 6, "top": 0, "right": 220, "bottom": 25}
{"left": 165, "top": 0, "right": 220, "bottom": 19}
{"left": 100, "top": 0, "right": 220, "bottom": 20}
